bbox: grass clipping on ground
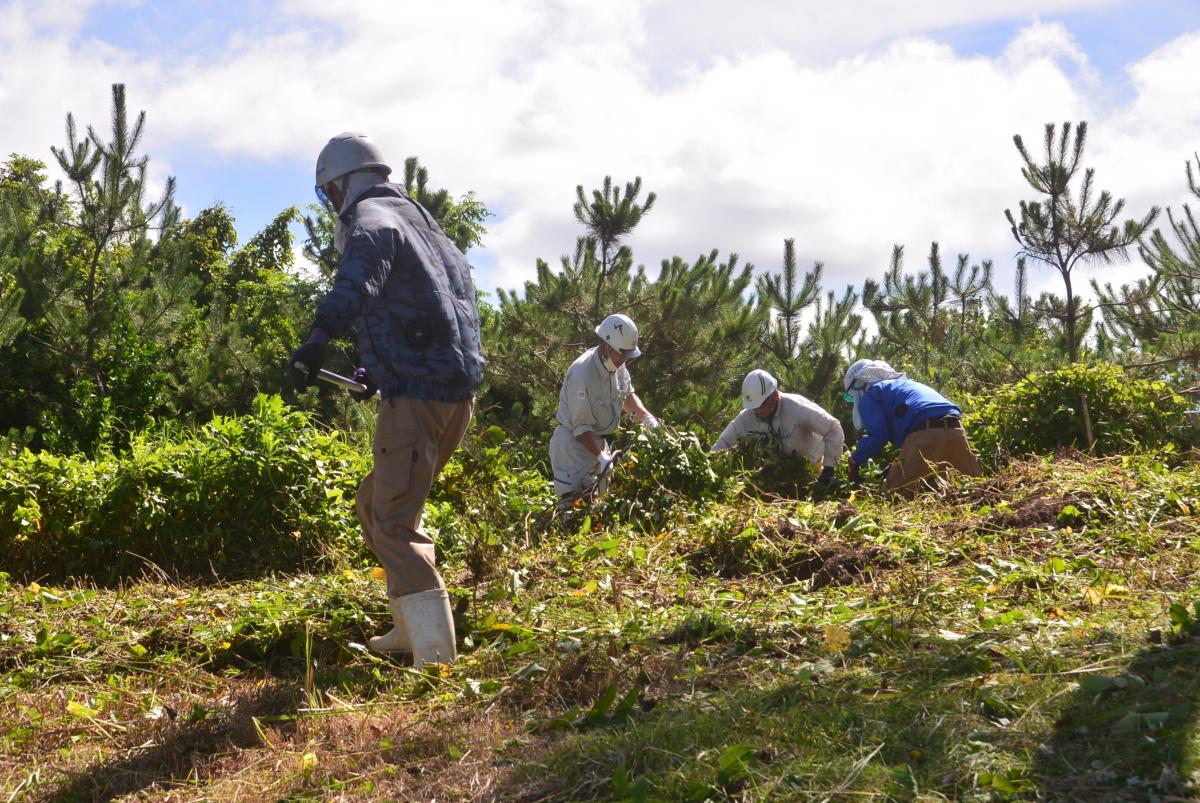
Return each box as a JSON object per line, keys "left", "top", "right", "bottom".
{"left": 2, "top": 451, "right": 1200, "bottom": 801}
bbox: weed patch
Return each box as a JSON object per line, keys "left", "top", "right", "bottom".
{"left": 3, "top": 451, "right": 1200, "bottom": 801}
{"left": 687, "top": 513, "right": 894, "bottom": 589}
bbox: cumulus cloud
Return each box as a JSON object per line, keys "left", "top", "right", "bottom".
{"left": 2, "top": 0, "right": 1196, "bottom": 303}
{"left": 640, "top": 0, "right": 1119, "bottom": 70}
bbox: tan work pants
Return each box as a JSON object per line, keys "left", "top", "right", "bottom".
{"left": 356, "top": 396, "right": 474, "bottom": 597}
{"left": 883, "top": 425, "right": 982, "bottom": 498}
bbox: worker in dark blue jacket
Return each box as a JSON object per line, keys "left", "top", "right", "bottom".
{"left": 843, "top": 359, "right": 981, "bottom": 496}
{"left": 288, "top": 133, "right": 483, "bottom": 669}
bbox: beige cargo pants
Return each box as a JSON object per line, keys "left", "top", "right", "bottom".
{"left": 355, "top": 396, "right": 474, "bottom": 597}
{"left": 883, "top": 426, "right": 982, "bottom": 498}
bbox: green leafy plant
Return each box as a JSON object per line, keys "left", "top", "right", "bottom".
{"left": 426, "top": 426, "right": 555, "bottom": 582}
{"left": 966, "top": 362, "right": 1193, "bottom": 462}
{"left": 595, "top": 426, "right": 736, "bottom": 530}
{"left": 0, "top": 394, "right": 368, "bottom": 583}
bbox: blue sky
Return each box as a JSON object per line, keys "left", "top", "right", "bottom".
{"left": 83, "top": 1, "right": 279, "bottom": 63}
{"left": 4, "top": 0, "right": 1199, "bottom": 299}
{"left": 939, "top": 0, "right": 1200, "bottom": 99}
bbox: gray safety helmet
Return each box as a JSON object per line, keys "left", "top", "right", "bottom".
{"left": 315, "top": 132, "right": 392, "bottom": 188}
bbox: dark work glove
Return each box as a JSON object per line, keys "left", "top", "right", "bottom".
{"left": 847, "top": 459, "right": 860, "bottom": 484}
{"left": 816, "top": 465, "right": 836, "bottom": 486}
{"left": 349, "top": 367, "right": 378, "bottom": 401}
{"left": 288, "top": 339, "right": 327, "bottom": 391}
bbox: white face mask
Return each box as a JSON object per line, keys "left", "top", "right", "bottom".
{"left": 333, "top": 220, "right": 349, "bottom": 254}
{"left": 600, "top": 350, "right": 618, "bottom": 373}
{"left": 846, "top": 387, "right": 866, "bottom": 430}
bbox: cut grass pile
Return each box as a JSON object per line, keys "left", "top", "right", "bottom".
{"left": 2, "top": 450, "right": 1199, "bottom": 801}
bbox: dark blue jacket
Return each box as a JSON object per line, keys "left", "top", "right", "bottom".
{"left": 314, "top": 184, "right": 484, "bottom": 402}
{"left": 850, "top": 378, "right": 961, "bottom": 465}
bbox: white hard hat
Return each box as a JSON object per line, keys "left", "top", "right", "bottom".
{"left": 594, "top": 313, "right": 641, "bottom": 358}
{"left": 315, "top": 132, "right": 392, "bottom": 188}
{"left": 741, "top": 369, "right": 779, "bottom": 410}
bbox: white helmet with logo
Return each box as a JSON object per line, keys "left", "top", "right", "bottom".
{"left": 595, "top": 313, "right": 641, "bottom": 358}
{"left": 315, "top": 132, "right": 392, "bottom": 188}
{"left": 741, "top": 369, "right": 779, "bottom": 410}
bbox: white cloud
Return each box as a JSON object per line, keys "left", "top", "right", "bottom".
{"left": 2, "top": 0, "right": 1196, "bottom": 309}
{"left": 640, "top": 0, "right": 1119, "bottom": 70}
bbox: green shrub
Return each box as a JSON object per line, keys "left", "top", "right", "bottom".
{"left": 596, "top": 426, "right": 737, "bottom": 529}
{"left": 721, "top": 437, "right": 817, "bottom": 499}
{"left": 0, "top": 394, "right": 369, "bottom": 583}
{"left": 966, "top": 363, "right": 1194, "bottom": 462}
{"left": 425, "top": 426, "right": 555, "bottom": 581}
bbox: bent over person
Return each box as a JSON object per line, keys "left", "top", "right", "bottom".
{"left": 843, "top": 359, "right": 980, "bottom": 497}
{"left": 288, "top": 132, "right": 484, "bottom": 668}
{"left": 711, "top": 369, "right": 844, "bottom": 486}
{"left": 550, "top": 314, "right": 659, "bottom": 499}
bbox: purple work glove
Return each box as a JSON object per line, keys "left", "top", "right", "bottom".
{"left": 349, "top": 367, "right": 378, "bottom": 401}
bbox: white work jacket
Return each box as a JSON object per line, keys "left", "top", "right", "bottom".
{"left": 555, "top": 347, "right": 633, "bottom": 437}
{"left": 711, "top": 392, "right": 844, "bottom": 466}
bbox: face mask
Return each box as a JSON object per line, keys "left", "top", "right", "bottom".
{"left": 333, "top": 220, "right": 349, "bottom": 254}
{"left": 600, "top": 350, "right": 618, "bottom": 373}
{"left": 847, "top": 387, "right": 866, "bottom": 430}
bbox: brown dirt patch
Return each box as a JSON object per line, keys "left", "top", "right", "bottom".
{"left": 767, "top": 518, "right": 894, "bottom": 589}
{"left": 688, "top": 516, "right": 894, "bottom": 589}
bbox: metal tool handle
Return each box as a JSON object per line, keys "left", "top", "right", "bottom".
{"left": 293, "top": 362, "right": 380, "bottom": 398}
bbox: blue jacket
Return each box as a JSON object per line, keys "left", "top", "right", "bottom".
{"left": 313, "top": 184, "right": 485, "bottom": 403}
{"left": 850, "top": 378, "right": 961, "bottom": 465}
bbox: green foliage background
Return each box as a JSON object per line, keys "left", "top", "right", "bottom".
{"left": 0, "top": 396, "right": 368, "bottom": 583}
{"left": 967, "top": 363, "right": 1196, "bottom": 463}
{"left": 1, "top": 84, "right": 1199, "bottom": 586}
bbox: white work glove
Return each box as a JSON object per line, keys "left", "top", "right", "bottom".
{"left": 597, "top": 449, "right": 615, "bottom": 479}
{"left": 596, "top": 449, "right": 615, "bottom": 493}
{"left": 641, "top": 415, "right": 660, "bottom": 429}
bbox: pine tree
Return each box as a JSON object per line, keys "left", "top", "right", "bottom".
{"left": 862, "top": 243, "right": 950, "bottom": 379}
{"left": 50, "top": 83, "right": 176, "bottom": 391}
{"left": 1093, "top": 153, "right": 1200, "bottom": 382}
{"left": 947, "top": 253, "right": 992, "bottom": 347}
{"left": 795, "top": 285, "right": 863, "bottom": 412}
{"left": 1005, "top": 121, "right": 1158, "bottom": 362}
{"left": 757, "top": 239, "right": 821, "bottom": 360}
{"left": 489, "top": 176, "right": 763, "bottom": 433}
{"left": 573, "top": 176, "right": 656, "bottom": 322}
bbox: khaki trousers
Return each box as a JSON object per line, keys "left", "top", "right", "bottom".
{"left": 883, "top": 425, "right": 982, "bottom": 498}
{"left": 356, "top": 396, "right": 474, "bottom": 597}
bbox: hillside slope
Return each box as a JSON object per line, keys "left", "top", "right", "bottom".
{"left": 2, "top": 451, "right": 1199, "bottom": 801}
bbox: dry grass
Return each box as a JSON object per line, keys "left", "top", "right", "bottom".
{"left": 3, "top": 451, "right": 1200, "bottom": 800}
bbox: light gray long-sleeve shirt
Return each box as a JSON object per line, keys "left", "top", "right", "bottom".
{"left": 712, "top": 392, "right": 844, "bottom": 466}
{"left": 555, "top": 347, "right": 633, "bottom": 437}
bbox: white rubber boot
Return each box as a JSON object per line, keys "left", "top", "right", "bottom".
{"left": 397, "top": 589, "right": 457, "bottom": 669}
{"left": 368, "top": 597, "right": 411, "bottom": 655}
